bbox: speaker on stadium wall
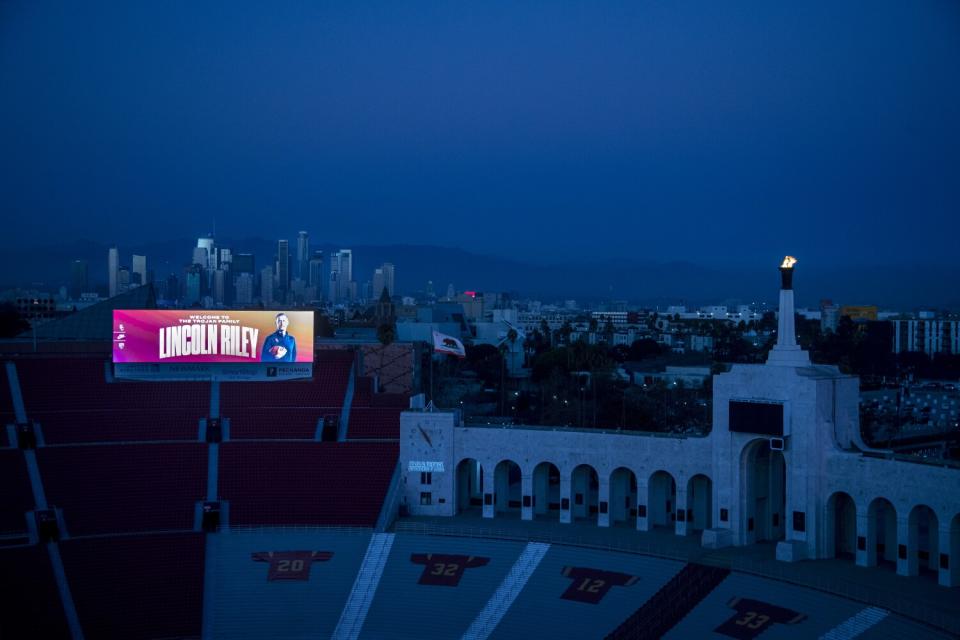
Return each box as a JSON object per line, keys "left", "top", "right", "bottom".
{"left": 16, "top": 422, "right": 36, "bottom": 450}
{"left": 206, "top": 418, "right": 222, "bottom": 443}
{"left": 35, "top": 510, "right": 59, "bottom": 542}
{"left": 201, "top": 501, "right": 221, "bottom": 532}
{"left": 769, "top": 437, "right": 785, "bottom": 451}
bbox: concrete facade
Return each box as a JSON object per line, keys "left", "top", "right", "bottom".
{"left": 399, "top": 265, "right": 960, "bottom": 588}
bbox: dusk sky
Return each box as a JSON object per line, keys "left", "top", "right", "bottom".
{"left": 1, "top": 1, "right": 958, "bottom": 266}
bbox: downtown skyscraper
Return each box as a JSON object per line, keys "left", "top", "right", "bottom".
{"left": 328, "top": 249, "right": 353, "bottom": 302}
{"left": 276, "top": 239, "right": 290, "bottom": 301}
{"left": 296, "top": 231, "right": 309, "bottom": 282}
{"left": 108, "top": 247, "right": 119, "bottom": 297}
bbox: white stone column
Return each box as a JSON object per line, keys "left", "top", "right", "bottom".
{"left": 598, "top": 477, "right": 610, "bottom": 528}
{"left": 896, "top": 517, "right": 917, "bottom": 577}
{"left": 766, "top": 262, "right": 810, "bottom": 366}
{"left": 855, "top": 505, "right": 876, "bottom": 568}
{"left": 938, "top": 524, "right": 956, "bottom": 587}
{"left": 533, "top": 469, "right": 548, "bottom": 517}
{"left": 777, "top": 288, "right": 797, "bottom": 348}
{"left": 675, "top": 488, "right": 689, "bottom": 536}
{"left": 559, "top": 474, "right": 571, "bottom": 524}
{"left": 482, "top": 463, "right": 495, "bottom": 519}
{"left": 521, "top": 474, "right": 533, "bottom": 521}
{"left": 636, "top": 480, "right": 650, "bottom": 531}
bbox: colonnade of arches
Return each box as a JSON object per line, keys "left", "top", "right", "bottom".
{"left": 822, "top": 491, "right": 960, "bottom": 586}
{"left": 453, "top": 458, "right": 714, "bottom": 534}
{"left": 454, "top": 446, "right": 960, "bottom": 588}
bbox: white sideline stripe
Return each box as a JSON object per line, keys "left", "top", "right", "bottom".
{"left": 820, "top": 606, "right": 889, "bottom": 640}
{"left": 47, "top": 543, "right": 85, "bottom": 640}
{"left": 6, "top": 361, "right": 27, "bottom": 424}
{"left": 332, "top": 532, "right": 395, "bottom": 640}
{"left": 462, "top": 542, "right": 551, "bottom": 640}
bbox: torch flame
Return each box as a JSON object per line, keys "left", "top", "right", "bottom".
{"left": 780, "top": 255, "right": 797, "bottom": 269}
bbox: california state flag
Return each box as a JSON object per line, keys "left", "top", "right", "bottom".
{"left": 432, "top": 330, "right": 466, "bottom": 358}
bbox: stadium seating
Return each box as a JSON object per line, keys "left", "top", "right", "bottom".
{"left": 221, "top": 349, "right": 353, "bottom": 411}
{"left": 204, "top": 529, "right": 372, "bottom": 639}
{"left": 37, "top": 443, "right": 207, "bottom": 536}
{"left": 347, "top": 407, "right": 403, "bottom": 439}
{"left": 360, "top": 534, "right": 526, "bottom": 639}
{"left": 226, "top": 408, "right": 328, "bottom": 440}
{"left": 60, "top": 532, "right": 205, "bottom": 640}
{"left": 370, "top": 392, "right": 410, "bottom": 408}
{"left": 15, "top": 357, "right": 209, "bottom": 442}
{"left": 492, "top": 547, "right": 687, "bottom": 640}
{"left": 16, "top": 357, "right": 210, "bottom": 413}
{"left": 0, "top": 544, "right": 70, "bottom": 639}
{"left": 34, "top": 408, "right": 202, "bottom": 444}
{"left": 0, "top": 449, "right": 33, "bottom": 535}
{"left": 352, "top": 376, "right": 374, "bottom": 406}
{"left": 0, "top": 362, "right": 15, "bottom": 425}
{"left": 219, "top": 350, "right": 354, "bottom": 438}
{"left": 218, "top": 442, "right": 397, "bottom": 527}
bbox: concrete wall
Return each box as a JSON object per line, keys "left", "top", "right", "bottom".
{"left": 399, "top": 357, "right": 960, "bottom": 587}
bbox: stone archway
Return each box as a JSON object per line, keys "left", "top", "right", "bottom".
{"left": 908, "top": 504, "right": 939, "bottom": 576}
{"left": 867, "top": 497, "right": 898, "bottom": 566}
{"left": 494, "top": 459, "right": 522, "bottom": 516}
{"left": 532, "top": 461, "right": 561, "bottom": 520}
{"left": 571, "top": 464, "right": 599, "bottom": 523}
{"left": 648, "top": 470, "right": 677, "bottom": 530}
{"left": 825, "top": 492, "right": 857, "bottom": 560}
{"left": 686, "top": 474, "right": 713, "bottom": 532}
{"left": 455, "top": 458, "right": 483, "bottom": 514}
{"left": 610, "top": 467, "right": 638, "bottom": 527}
{"left": 742, "top": 439, "right": 786, "bottom": 543}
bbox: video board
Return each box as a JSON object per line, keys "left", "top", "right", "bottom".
{"left": 728, "top": 400, "right": 784, "bottom": 436}
{"left": 112, "top": 310, "right": 314, "bottom": 364}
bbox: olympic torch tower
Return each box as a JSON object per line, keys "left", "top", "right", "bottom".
{"left": 766, "top": 256, "right": 811, "bottom": 366}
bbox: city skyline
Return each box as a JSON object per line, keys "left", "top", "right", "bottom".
{"left": 2, "top": 233, "right": 959, "bottom": 310}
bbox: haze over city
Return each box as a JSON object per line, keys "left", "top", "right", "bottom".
{"left": 2, "top": 0, "right": 959, "bottom": 270}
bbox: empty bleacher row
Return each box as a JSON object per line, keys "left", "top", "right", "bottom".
{"left": 0, "top": 448, "right": 34, "bottom": 537}
{"left": 2, "top": 527, "right": 956, "bottom": 639}
{"left": 347, "top": 406, "right": 405, "bottom": 439}
{"left": 5, "top": 351, "right": 405, "bottom": 443}
{"left": 17, "top": 357, "right": 210, "bottom": 411}
{"left": 220, "top": 442, "right": 398, "bottom": 527}
{"left": 6, "top": 350, "right": 356, "bottom": 442}
{"left": 1, "top": 440, "right": 398, "bottom": 536}
{"left": 346, "top": 372, "right": 409, "bottom": 439}
{"left": 221, "top": 349, "right": 354, "bottom": 438}
{"left": 37, "top": 443, "right": 209, "bottom": 536}
{"left": 0, "top": 543, "right": 70, "bottom": 639}
{"left": 0, "top": 363, "right": 15, "bottom": 425}
{"left": 60, "top": 532, "right": 206, "bottom": 639}
{"left": 15, "top": 356, "right": 211, "bottom": 443}
{"left": 225, "top": 407, "right": 333, "bottom": 440}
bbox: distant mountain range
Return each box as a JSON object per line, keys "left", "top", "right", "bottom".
{"left": 1, "top": 238, "right": 956, "bottom": 310}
